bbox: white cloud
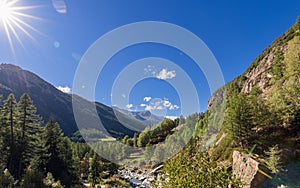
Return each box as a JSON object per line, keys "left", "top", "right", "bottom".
{"left": 162, "top": 99, "right": 179, "bottom": 110}
{"left": 121, "top": 94, "right": 126, "bottom": 98}
{"left": 143, "top": 96, "right": 152, "bottom": 102}
{"left": 169, "top": 104, "right": 180, "bottom": 110}
{"left": 144, "top": 100, "right": 164, "bottom": 111}
{"left": 163, "top": 100, "right": 171, "bottom": 108}
{"left": 141, "top": 98, "right": 180, "bottom": 111}
{"left": 57, "top": 86, "right": 71, "bottom": 93}
{"left": 126, "top": 104, "right": 133, "bottom": 109}
{"left": 156, "top": 69, "right": 176, "bottom": 80}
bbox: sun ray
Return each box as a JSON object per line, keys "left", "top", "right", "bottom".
{"left": 9, "top": 17, "right": 35, "bottom": 41}
{"left": 11, "top": 11, "right": 42, "bottom": 20}
{"left": 2, "top": 20, "right": 15, "bottom": 54}
{"left": 11, "top": 16, "right": 38, "bottom": 34}
{"left": 0, "top": 0, "right": 44, "bottom": 55}
{"left": 6, "top": 17, "right": 25, "bottom": 49}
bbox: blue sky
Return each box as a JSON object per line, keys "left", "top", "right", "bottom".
{"left": 0, "top": 0, "right": 300, "bottom": 117}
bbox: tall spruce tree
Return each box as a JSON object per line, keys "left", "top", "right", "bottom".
{"left": 88, "top": 153, "right": 102, "bottom": 187}
{"left": 225, "top": 94, "right": 253, "bottom": 149}
{"left": 43, "top": 118, "right": 77, "bottom": 187}
{"left": 0, "top": 95, "right": 7, "bottom": 170}
{"left": 16, "top": 93, "right": 42, "bottom": 179}
{"left": 2, "top": 94, "right": 18, "bottom": 177}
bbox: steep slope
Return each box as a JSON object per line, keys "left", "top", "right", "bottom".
{"left": 0, "top": 64, "right": 146, "bottom": 137}
{"left": 208, "top": 18, "right": 300, "bottom": 109}
{"left": 159, "top": 19, "right": 300, "bottom": 187}
{"left": 206, "top": 18, "right": 300, "bottom": 158}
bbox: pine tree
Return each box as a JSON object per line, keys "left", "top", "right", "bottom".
{"left": 88, "top": 153, "right": 102, "bottom": 187}
{"left": 133, "top": 133, "right": 138, "bottom": 147}
{"left": 264, "top": 145, "right": 282, "bottom": 174}
{"left": 0, "top": 95, "right": 7, "bottom": 170}
{"left": 16, "top": 93, "right": 42, "bottom": 179}
{"left": 2, "top": 94, "right": 18, "bottom": 177}
{"left": 137, "top": 131, "right": 150, "bottom": 147}
{"left": 43, "top": 118, "right": 63, "bottom": 177}
{"left": 225, "top": 94, "right": 253, "bottom": 149}
{"left": 57, "top": 137, "right": 78, "bottom": 186}
{"left": 43, "top": 118, "right": 78, "bottom": 187}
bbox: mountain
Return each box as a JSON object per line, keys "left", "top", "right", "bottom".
{"left": 207, "top": 18, "right": 300, "bottom": 158}
{"left": 113, "top": 107, "right": 164, "bottom": 126}
{"left": 160, "top": 19, "right": 300, "bottom": 187}
{"left": 0, "top": 64, "right": 153, "bottom": 137}
{"left": 208, "top": 18, "right": 300, "bottom": 187}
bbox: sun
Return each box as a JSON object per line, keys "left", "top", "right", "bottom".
{"left": 0, "top": 0, "right": 41, "bottom": 53}
{"left": 0, "top": 0, "right": 13, "bottom": 21}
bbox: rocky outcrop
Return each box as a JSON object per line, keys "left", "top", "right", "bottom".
{"left": 232, "top": 151, "right": 266, "bottom": 188}
{"left": 207, "top": 86, "right": 225, "bottom": 109}
{"left": 241, "top": 44, "right": 288, "bottom": 95}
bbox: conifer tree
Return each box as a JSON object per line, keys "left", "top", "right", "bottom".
{"left": 2, "top": 94, "right": 17, "bottom": 177}
{"left": 225, "top": 94, "right": 253, "bottom": 149}
{"left": 264, "top": 145, "right": 282, "bottom": 174}
{"left": 0, "top": 95, "right": 7, "bottom": 170}
{"left": 133, "top": 133, "right": 138, "bottom": 147}
{"left": 88, "top": 153, "right": 102, "bottom": 187}
{"left": 43, "top": 118, "right": 77, "bottom": 187}
{"left": 16, "top": 93, "right": 42, "bottom": 179}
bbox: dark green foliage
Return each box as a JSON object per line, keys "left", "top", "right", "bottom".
{"left": 263, "top": 145, "right": 283, "bottom": 174}
{"left": 2, "top": 94, "right": 18, "bottom": 177}
{"left": 270, "top": 49, "right": 285, "bottom": 82}
{"left": 87, "top": 152, "right": 119, "bottom": 187}
{"left": 133, "top": 132, "right": 138, "bottom": 147}
{"left": 21, "top": 167, "right": 45, "bottom": 188}
{"left": 159, "top": 140, "right": 241, "bottom": 187}
{"left": 224, "top": 94, "right": 254, "bottom": 149}
{"left": 126, "top": 138, "right": 134, "bottom": 146}
{"left": 0, "top": 93, "right": 80, "bottom": 187}
{"left": 42, "top": 118, "right": 78, "bottom": 187}
{"left": 72, "top": 142, "right": 91, "bottom": 160}
{"left": 0, "top": 169, "right": 14, "bottom": 188}
{"left": 137, "top": 119, "right": 177, "bottom": 147}
{"left": 0, "top": 94, "right": 45, "bottom": 181}
{"left": 146, "top": 114, "right": 201, "bottom": 163}
{"left": 88, "top": 153, "right": 102, "bottom": 187}
{"left": 16, "top": 94, "right": 42, "bottom": 179}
